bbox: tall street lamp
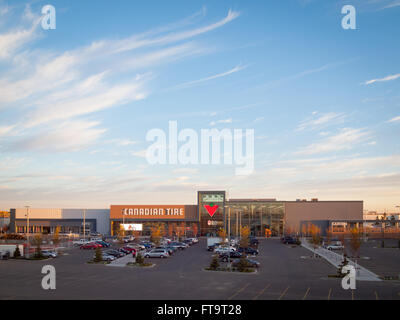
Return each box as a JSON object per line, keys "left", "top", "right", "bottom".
{"left": 24, "top": 206, "right": 30, "bottom": 257}
{"left": 224, "top": 205, "right": 232, "bottom": 271}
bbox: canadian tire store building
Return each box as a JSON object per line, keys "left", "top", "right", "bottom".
{"left": 10, "top": 191, "right": 363, "bottom": 237}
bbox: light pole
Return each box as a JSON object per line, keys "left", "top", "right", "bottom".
{"left": 83, "top": 209, "right": 86, "bottom": 240}
{"left": 224, "top": 205, "right": 232, "bottom": 271}
{"left": 24, "top": 206, "right": 30, "bottom": 257}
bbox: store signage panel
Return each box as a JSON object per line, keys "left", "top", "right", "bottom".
{"left": 110, "top": 205, "right": 186, "bottom": 220}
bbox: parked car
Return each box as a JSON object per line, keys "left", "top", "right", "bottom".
{"left": 219, "top": 251, "right": 242, "bottom": 261}
{"left": 122, "top": 236, "right": 132, "bottom": 243}
{"left": 105, "top": 250, "right": 125, "bottom": 258}
{"left": 183, "top": 239, "right": 193, "bottom": 246}
{"left": 41, "top": 250, "right": 58, "bottom": 258}
{"left": 144, "top": 249, "right": 169, "bottom": 258}
{"left": 281, "top": 236, "right": 297, "bottom": 245}
{"left": 80, "top": 242, "right": 101, "bottom": 249}
{"left": 207, "top": 243, "right": 220, "bottom": 251}
{"left": 214, "top": 246, "right": 236, "bottom": 254}
{"left": 169, "top": 242, "right": 186, "bottom": 250}
{"left": 156, "top": 246, "right": 174, "bottom": 255}
{"left": 95, "top": 240, "right": 111, "bottom": 247}
{"left": 232, "top": 258, "right": 260, "bottom": 268}
{"left": 237, "top": 247, "right": 259, "bottom": 255}
{"left": 119, "top": 247, "right": 131, "bottom": 254}
{"left": 94, "top": 253, "right": 115, "bottom": 262}
{"left": 187, "top": 238, "right": 198, "bottom": 244}
{"left": 140, "top": 241, "right": 155, "bottom": 249}
{"left": 250, "top": 238, "right": 259, "bottom": 246}
{"left": 73, "top": 239, "right": 90, "bottom": 246}
{"left": 121, "top": 246, "right": 136, "bottom": 254}
{"left": 324, "top": 241, "right": 344, "bottom": 250}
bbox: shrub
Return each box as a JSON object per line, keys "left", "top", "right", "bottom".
{"left": 94, "top": 247, "right": 102, "bottom": 262}
{"left": 209, "top": 255, "right": 219, "bottom": 270}
{"left": 236, "top": 256, "right": 250, "bottom": 272}
{"left": 136, "top": 253, "right": 144, "bottom": 265}
{"left": 13, "top": 246, "right": 21, "bottom": 258}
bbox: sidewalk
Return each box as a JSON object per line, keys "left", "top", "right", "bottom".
{"left": 107, "top": 254, "right": 135, "bottom": 267}
{"left": 300, "top": 238, "right": 381, "bottom": 282}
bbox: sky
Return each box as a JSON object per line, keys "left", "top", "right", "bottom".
{"left": 0, "top": 0, "right": 399, "bottom": 212}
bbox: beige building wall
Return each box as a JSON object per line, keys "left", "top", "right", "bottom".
{"left": 15, "top": 208, "right": 62, "bottom": 219}
{"left": 285, "top": 201, "right": 363, "bottom": 229}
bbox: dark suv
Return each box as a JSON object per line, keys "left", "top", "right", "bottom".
{"left": 281, "top": 236, "right": 297, "bottom": 244}
{"left": 219, "top": 251, "right": 242, "bottom": 261}
{"left": 238, "top": 247, "right": 259, "bottom": 255}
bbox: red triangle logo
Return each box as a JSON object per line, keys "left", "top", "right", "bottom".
{"left": 204, "top": 204, "right": 219, "bottom": 217}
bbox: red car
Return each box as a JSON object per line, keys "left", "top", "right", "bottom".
{"left": 122, "top": 246, "right": 136, "bottom": 254}
{"left": 80, "top": 242, "right": 101, "bottom": 249}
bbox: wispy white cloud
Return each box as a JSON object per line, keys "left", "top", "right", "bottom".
{"left": 388, "top": 115, "right": 400, "bottom": 123}
{"left": 210, "top": 118, "right": 233, "bottom": 126}
{"left": 171, "top": 64, "right": 246, "bottom": 90}
{"left": 0, "top": 8, "right": 239, "bottom": 152}
{"left": 297, "top": 112, "right": 346, "bottom": 131}
{"left": 8, "top": 121, "right": 106, "bottom": 152}
{"left": 381, "top": 0, "right": 400, "bottom": 9}
{"left": 365, "top": 73, "right": 400, "bottom": 85}
{"left": 295, "top": 128, "right": 371, "bottom": 155}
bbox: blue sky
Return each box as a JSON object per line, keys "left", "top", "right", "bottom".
{"left": 0, "top": 0, "right": 399, "bottom": 211}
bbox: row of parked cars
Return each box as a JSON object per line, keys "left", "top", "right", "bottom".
{"left": 139, "top": 237, "right": 199, "bottom": 258}
{"left": 209, "top": 238, "right": 261, "bottom": 268}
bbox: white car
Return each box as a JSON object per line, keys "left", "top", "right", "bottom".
{"left": 41, "top": 250, "right": 58, "bottom": 258}
{"left": 214, "top": 246, "right": 236, "bottom": 254}
{"left": 144, "top": 249, "right": 169, "bottom": 258}
{"left": 73, "top": 239, "right": 90, "bottom": 246}
{"left": 187, "top": 238, "right": 199, "bottom": 244}
{"left": 324, "top": 241, "right": 344, "bottom": 250}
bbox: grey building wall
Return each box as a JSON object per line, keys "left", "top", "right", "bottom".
{"left": 61, "top": 209, "right": 110, "bottom": 235}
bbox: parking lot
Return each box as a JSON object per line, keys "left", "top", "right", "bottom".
{"left": 0, "top": 238, "right": 399, "bottom": 300}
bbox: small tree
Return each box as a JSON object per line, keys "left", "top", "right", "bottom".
{"left": 301, "top": 224, "right": 307, "bottom": 238}
{"left": 94, "top": 247, "right": 103, "bottom": 262}
{"left": 150, "top": 224, "right": 163, "bottom": 246}
{"left": 116, "top": 225, "right": 124, "bottom": 244}
{"left": 217, "top": 228, "right": 228, "bottom": 246}
{"left": 192, "top": 224, "right": 198, "bottom": 237}
{"left": 239, "top": 226, "right": 250, "bottom": 249}
{"left": 13, "top": 246, "right": 21, "bottom": 258}
{"left": 53, "top": 226, "right": 61, "bottom": 247}
{"left": 308, "top": 224, "right": 322, "bottom": 257}
{"left": 209, "top": 254, "right": 219, "bottom": 270}
{"left": 136, "top": 252, "right": 144, "bottom": 265}
{"left": 349, "top": 228, "right": 361, "bottom": 258}
{"left": 325, "top": 228, "right": 331, "bottom": 246}
{"left": 236, "top": 255, "right": 249, "bottom": 272}
{"left": 32, "top": 234, "right": 43, "bottom": 258}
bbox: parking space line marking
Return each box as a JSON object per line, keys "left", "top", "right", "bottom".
{"left": 302, "top": 287, "right": 310, "bottom": 300}
{"left": 375, "top": 291, "right": 379, "bottom": 300}
{"left": 327, "top": 288, "right": 332, "bottom": 300}
{"left": 228, "top": 283, "right": 250, "bottom": 300}
{"left": 252, "top": 284, "right": 270, "bottom": 300}
{"left": 278, "top": 286, "right": 290, "bottom": 300}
